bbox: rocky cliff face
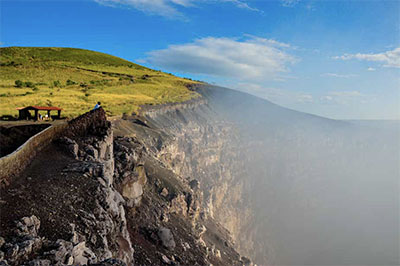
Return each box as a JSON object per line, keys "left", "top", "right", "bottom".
{"left": 3, "top": 86, "right": 397, "bottom": 266}
{"left": 116, "top": 84, "right": 400, "bottom": 266}
{"left": 113, "top": 99, "right": 257, "bottom": 262}
{"left": 0, "top": 107, "right": 253, "bottom": 265}
{"left": 0, "top": 109, "right": 134, "bottom": 265}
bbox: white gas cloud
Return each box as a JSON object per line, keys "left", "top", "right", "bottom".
{"left": 235, "top": 83, "right": 313, "bottom": 105}
{"left": 94, "top": 0, "right": 259, "bottom": 18}
{"left": 145, "top": 36, "right": 297, "bottom": 80}
{"left": 334, "top": 47, "right": 400, "bottom": 68}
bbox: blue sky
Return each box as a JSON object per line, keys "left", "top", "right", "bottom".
{"left": 1, "top": 0, "right": 399, "bottom": 119}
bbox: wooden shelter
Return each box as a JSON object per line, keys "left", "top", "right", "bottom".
{"left": 17, "top": 106, "right": 62, "bottom": 120}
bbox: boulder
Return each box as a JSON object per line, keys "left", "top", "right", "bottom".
{"left": 189, "top": 179, "right": 200, "bottom": 191}
{"left": 85, "top": 145, "right": 99, "bottom": 160}
{"left": 71, "top": 241, "right": 97, "bottom": 265}
{"left": 157, "top": 227, "right": 175, "bottom": 250}
{"left": 170, "top": 194, "right": 188, "bottom": 216}
{"left": 160, "top": 254, "right": 171, "bottom": 264}
{"left": 121, "top": 165, "right": 147, "bottom": 205}
{"left": 122, "top": 180, "right": 143, "bottom": 201}
{"left": 58, "top": 137, "right": 79, "bottom": 159}
{"left": 0, "top": 237, "right": 5, "bottom": 248}
{"left": 15, "top": 215, "right": 40, "bottom": 237}
{"left": 160, "top": 188, "right": 169, "bottom": 197}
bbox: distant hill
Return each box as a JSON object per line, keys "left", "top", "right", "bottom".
{"left": 0, "top": 47, "right": 199, "bottom": 117}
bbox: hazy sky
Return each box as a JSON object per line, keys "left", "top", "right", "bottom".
{"left": 1, "top": 0, "right": 399, "bottom": 119}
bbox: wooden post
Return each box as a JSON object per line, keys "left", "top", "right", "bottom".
{"left": 57, "top": 110, "right": 61, "bottom": 119}
{"left": 34, "top": 109, "right": 38, "bottom": 121}
{"left": 47, "top": 110, "right": 51, "bottom": 119}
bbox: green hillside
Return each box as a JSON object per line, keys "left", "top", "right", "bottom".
{"left": 0, "top": 47, "right": 199, "bottom": 118}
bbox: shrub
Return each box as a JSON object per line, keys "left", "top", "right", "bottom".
{"left": 15, "top": 80, "right": 24, "bottom": 87}
{"left": 32, "top": 87, "right": 39, "bottom": 91}
{"left": 25, "top": 81, "right": 34, "bottom": 88}
{"left": 66, "top": 79, "right": 76, "bottom": 86}
{"left": 53, "top": 80, "right": 62, "bottom": 87}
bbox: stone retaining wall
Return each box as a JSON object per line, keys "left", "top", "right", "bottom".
{"left": 0, "top": 123, "right": 68, "bottom": 186}
{"left": 0, "top": 108, "right": 108, "bottom": 187}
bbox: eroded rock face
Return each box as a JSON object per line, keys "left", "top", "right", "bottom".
{"left": 112, "top": 134, "right": 250, "bottom": 265}
{"left": 69, "top": 127, "right": 133, "bottom": 264}
{"left": 139, "top": 103, "right": 254, "bottom": 259}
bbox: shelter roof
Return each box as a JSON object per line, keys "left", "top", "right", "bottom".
{"left": 16, "top": 106, "right": 62, "bottom": 111}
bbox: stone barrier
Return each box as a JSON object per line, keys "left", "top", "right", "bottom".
{"left": 0, "top": 123, "right": 68, "bottom": 186}
{"left": 0, "top": 108, "right": 109, "bottom": 186}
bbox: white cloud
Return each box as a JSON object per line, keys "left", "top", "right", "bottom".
{"left": 321, "top": 90, "right": 370, "bottom": 105}
{"left": 305, "top": 3, "right": 316, "bottom": 11}
{"left": 321, "top": 95, "right": 333, "bottom": 101}
{"left": 297, "top": 94, "right": 313, "bottom": 103}
{"left": 321, "top": 73, "right": 358, "bottom": 78}
{"left": 95, "top": 0, "right": 189, "bottom": 18}
{"left": 280, "top": 0, "right": 300, "bottom": 7}
{"left": 222, "top": 0, "right": 260, "bottom": 12}
{"left": 145, "top": 36, "right": 297, "bottom": 80}
{"left": 367, "top": 67, "right": 376, "bottom": 71}
{"left": 329, "top": 91, "right": 362, "bottom": 97}
{"left": 334, "top": 47, "right": 400, "bottom": 68}
{"left": 94, "top": 0, "right": 259, "bottom": 18}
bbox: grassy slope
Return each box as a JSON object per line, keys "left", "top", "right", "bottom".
{"left": 0, "top": 47, "right": 199, "bottom": 117}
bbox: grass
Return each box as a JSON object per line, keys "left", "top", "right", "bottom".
{"left": 0, "top": 47, "right": 200, "bottom": 118}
